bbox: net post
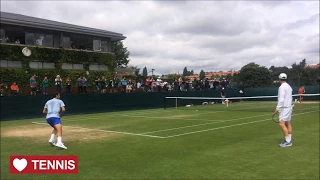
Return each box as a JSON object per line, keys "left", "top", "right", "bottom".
{"left": 175, "top": 98, "right": 178, "bottom": 110}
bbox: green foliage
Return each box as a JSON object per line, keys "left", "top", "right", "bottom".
{"left": 142, "top": 67, "right": 148, "bottom": 77}
{"left": 183, "top": 67, "right": 194, "bottom": 76}
{"left": 236, "top": 63, "right": 272, "bottom": 88}
{"left": 0, "top": 44, "right": 116, "bottom": 87}
{"left": 0, "top": 44, "right": 116, "bottom": 68}
{"left": 113, "top": 41, "right": 130, "bottom": 68}
{"left": 199, "top": 70, "right": 205, "bottom": 80}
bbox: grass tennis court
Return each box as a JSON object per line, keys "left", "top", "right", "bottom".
{"left": 1, "top": 100, "right": 319, "bottom": 179}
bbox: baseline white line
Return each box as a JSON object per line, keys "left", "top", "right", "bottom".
{"left": 162, "top": 110, "right": 319, "bottom": 138}
{"left": 31, "top": 122, "right": 166, "bottom": 139}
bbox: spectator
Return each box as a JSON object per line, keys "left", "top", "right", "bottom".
{"left": 70, "top": 41, "right": 76, "bottom": 49}
{"left": 221, "top": 87, "right": 226, "bottom": 104}
{"left": 15, "top": 39, "right": 20, "bottom": 44}
{"left": 100, "top": 76, "right": 107, "bottom": 94}
{"left": 30, "top": 74, "right": 37, "bottom": 96}
{"left": 94, "top": 77, "right": 101, "bottom": 94}
{"left": 77, "top": 76, "right": 83, "bottom": 93}
{"left": 156, "top": 77, "right": 162, "bottom": 92}
{"left": 121, "top": 77, "right": 127, "bottom": 93}
{"left": 42, "top": 76, "right": 49, "bottom": 95}
{"left": 4, "top": 35, "right": 10, "bottom": 43}
{"left": 10, "top": 82, "right": 21, "bottom": 96}
{"left": 113, "top": 77, "right": 119, "bottom": 93}
{"left": 82, "top": 76, "right": 87, "bottom": 94}
{"left": 65, "top": 76, "right": 71, "bottom": 94}
{"left": 0, "top": 82, "right": 8, "bottom": 96}
{"left": 55, "top": 75, "right": 62, "bottom": 93}
{"left": 126, "top": 80, "right": 133, "bottom": 93}
{"left": 107, "top": 78, "right": 113, "bottom": 93}
{"left": 36, "top": 36, "right": 44, "bottom": 46}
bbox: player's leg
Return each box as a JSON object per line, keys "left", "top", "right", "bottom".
{"left": 52, "top": 118, "right": 67, "bottom": 149}
{"left": 46, "top": 118, "right": 57, "bottom": 146}
{"left": 279, "top": 108, "right": 292, "bottom": 147}
{"left": 285, "top": 121, "right": 292, "bottom": 142}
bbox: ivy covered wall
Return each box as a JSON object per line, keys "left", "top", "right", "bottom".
{"left": 0, "top": 44, "right": 116, "bottom": 87}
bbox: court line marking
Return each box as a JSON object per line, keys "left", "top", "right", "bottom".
{"left": 140, "top": 113, "right": 272, "bottom": 134}
{"left": 31, "top": 122, "right": 166, "bottom": 139}
{"left": 141, "top": 106, "right": 319, "bottom": 135}
{"left": 161, "top": 110, "right": 319, "bottom": 138}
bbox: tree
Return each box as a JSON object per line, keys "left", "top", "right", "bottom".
{"left": 199, "top": 70, "right": 205, "bottom": 80}
{"left": 113, "top": 41, "right": 130, "bottom": 68}
{"left": 290, "top": 59, "right": 306, "bottom": 86}
{"left": 183, "top": 67, "right": 188, "bottom": 76}
{"left": 142, "top": 67, "right": 148, "bottom": 77}
{"left": 270, "top": 66, "right": 290, "bottom": 86}
{"left": 235, "top": 63, "right": 272, "bottom": 88}
{"left": 190, "top": 70, "right": 194, "bottom": 75}
{"left": 128, "top": 65, "right": 140, "bottom": 76}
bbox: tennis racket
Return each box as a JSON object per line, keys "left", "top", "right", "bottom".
{"left": 272, "top": 111, "right": 279, "bottom": 123}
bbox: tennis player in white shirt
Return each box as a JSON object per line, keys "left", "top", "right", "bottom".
{"left": 275, "top": 73, "right": 293, "bottom": 147}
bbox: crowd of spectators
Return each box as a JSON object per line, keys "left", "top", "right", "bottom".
{"left": 0, "top": 74, "right": 232, "bottom": 97}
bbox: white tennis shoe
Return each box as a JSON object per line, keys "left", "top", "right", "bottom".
{"left": 48, "top": 141, "right": 56, "bottom": 147}
{"left": 55, "top": 142, "right": 67, "bottom": 149}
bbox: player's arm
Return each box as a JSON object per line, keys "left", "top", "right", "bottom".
{"left": 60, "top": 101, "right": 66, "bottom": 117}
{"left": 43, "top": 103, "right": 48, "bottom": 114}
{"left": 275, "top": 87, "right": 285, "bottom": 113}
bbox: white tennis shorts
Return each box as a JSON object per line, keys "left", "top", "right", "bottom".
{"left": 279, "top": 107, "right": 293, "bottom": 121}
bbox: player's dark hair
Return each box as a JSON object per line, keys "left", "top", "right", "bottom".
{"left": 53, "top": 92, "right": 60, "bottom": 98}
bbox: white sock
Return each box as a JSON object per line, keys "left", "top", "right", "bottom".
{"left": 288, "top": 134, "right": 292, "bottom": 142}
{"left": 285, "top": 135, "right": 290, "bottom": 142}
{"left": 49, "top": 134, "right": 55, "bottom": 142}
{"left": 57, "top": 136, "right": 62, "bottom": 144}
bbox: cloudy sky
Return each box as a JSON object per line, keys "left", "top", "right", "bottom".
{"left": 1, "top": 1, "right": 319, "bottom": 75}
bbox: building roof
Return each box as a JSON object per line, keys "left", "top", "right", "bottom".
{"left": 305, "top": 64, "right": 320, "bottom": 69}
{"left": 0, "top": 11, "right": 126, "bottom": 41}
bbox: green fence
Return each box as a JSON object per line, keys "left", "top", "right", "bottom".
{"left": 1, "top": 86, "right": 319, "bottom": 121}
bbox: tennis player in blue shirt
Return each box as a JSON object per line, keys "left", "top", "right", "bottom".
{"left": 43, "top": 93, "right": 67, "bottom": 149}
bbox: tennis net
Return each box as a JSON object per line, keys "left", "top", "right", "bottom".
{"left": 164, "top": 93, "right": 320, "bottom": 112}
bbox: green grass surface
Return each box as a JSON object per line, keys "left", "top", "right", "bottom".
{"left": 1, "top": 101, "right": 319, "bottom": 180}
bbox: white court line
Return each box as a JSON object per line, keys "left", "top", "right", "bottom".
{"left": 141, "top": 106, "right": 320, "bottom": 134}
{"left": 161, "top": 110, "right": 319, "bottom": 138}
{"left": 140, "top": 113, "right": 273, "bottom": 134}
{"left": 31, "top": 122, "right": 166, "bottom": 139}
{"left": 118, "top": 104, "right": 275, "bottom": 120}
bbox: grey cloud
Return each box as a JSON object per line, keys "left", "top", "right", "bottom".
{"left": 1, "top": 1, "right": 319, "bottom": 75}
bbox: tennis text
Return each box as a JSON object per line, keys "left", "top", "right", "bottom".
{"left": 10, "top": 156, "right": 78, "bottom": 174}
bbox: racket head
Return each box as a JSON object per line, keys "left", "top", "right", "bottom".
{"left": 272, "top": 112, "right": 280, "bottom": 123}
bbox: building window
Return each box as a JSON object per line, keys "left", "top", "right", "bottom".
{"left": 0, "top": 60, "right": 22, "bottom": 68}
{"left": 35, "top": 34, "right": 45, "bottom": 46}
{"left": 99, "top": 65, "right": 108, "bottom": 71}
{"left": 62, "top": 63, "right": 73, "bottom": 70}
{"left": 101, "top": 41, "right": 108, "bottom": 52}
{"left": 29, "top": 62, "right": 43, "bottom": 69}
{"left": 0, "top": 29, "right": 5, "bottom": 42}
{"left": 42, "top": 62, "right": 55, "bottom": 69}
{"left": 43, "top": 34, "right": 53, "bottom": 47}
{"left": 62, "top": 63, "right": 84, "bottom": 70}
{"left": 89, "top": 64, "right": 108, "bottom": 71}
{"left": 25, "top": 32, "right": 35, "bottom": 45}
{"left": 93, "top": 39, "right": 101, "bottom": 51}
{"left": 63, "top": 36, "right": 71, "bottom": 49}
{"left": 73, "top": 64, "right": 84, "bottom": 70}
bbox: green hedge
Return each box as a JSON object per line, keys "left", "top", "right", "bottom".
{"left": 0, "top": 43, "right": 116, "bottom": 87}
